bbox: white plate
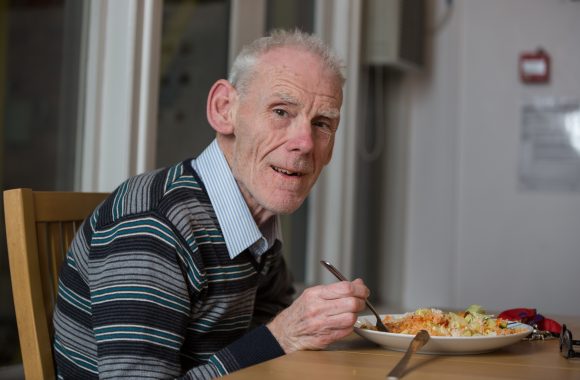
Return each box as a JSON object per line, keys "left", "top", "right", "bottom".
{"left": 354, "top": 314, "right": 533, "bottom": 355}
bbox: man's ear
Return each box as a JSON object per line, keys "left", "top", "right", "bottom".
{"left": 207, "top": 79, "right": 237, "bottom": 135}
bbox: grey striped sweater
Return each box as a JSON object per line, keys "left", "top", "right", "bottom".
{"left": 53, "top": 159, "right": 294, "bottom": 379}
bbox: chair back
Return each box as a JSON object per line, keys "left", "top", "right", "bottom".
{"left": 3, "top": 188, "right": 108, "bottom": 380}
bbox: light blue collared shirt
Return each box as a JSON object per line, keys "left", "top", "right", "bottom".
{"left": 191, "top": 139, "right": 281, "bottom": 260}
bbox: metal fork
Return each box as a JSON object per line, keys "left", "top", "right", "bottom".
{"left": 386, "top": 330, "right": 430, "bottom": 379}
{"left": 320, "top": 260, "right": 389, "bottom": 332}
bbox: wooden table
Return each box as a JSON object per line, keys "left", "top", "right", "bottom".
{"left": 224, "top": 315, "right": 580, "bottom": 379}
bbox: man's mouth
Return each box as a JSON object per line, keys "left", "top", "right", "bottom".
{"left": 272, "top": 166, "right": 303, "bottom": 177}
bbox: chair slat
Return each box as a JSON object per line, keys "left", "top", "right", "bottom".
{"left": 36, "top": 222, "right": 54, "bottom": 330}
{"left": 62, "top": 222, "right": 77, "bottom": 258}
{"left": 4, "top": 188, "right": 108, "bottom": 380}
{"left": 46, "top": 222, "right": 64, "bottom": 328}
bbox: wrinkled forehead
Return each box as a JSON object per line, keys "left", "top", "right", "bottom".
{"left": 254, "top": 48, "right": 343, "bottom": 101}
{"left": 258, "top": 47, "right": 342, "bottom": 88}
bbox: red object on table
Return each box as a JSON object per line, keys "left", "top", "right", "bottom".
{"left": 498, "top": 307, "right": 561, "bottom": 335}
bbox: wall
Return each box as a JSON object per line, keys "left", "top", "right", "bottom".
{"left": 394, "top": 0, "right": 580, "bottom": 315}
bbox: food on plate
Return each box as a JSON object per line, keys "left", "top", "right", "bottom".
{"left": 361, "top": 304, "right": 527, "bottom": 337}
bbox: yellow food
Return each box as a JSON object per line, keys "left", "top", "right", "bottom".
{"left": 363, "top": 305, "right": 526, "bottom": 337}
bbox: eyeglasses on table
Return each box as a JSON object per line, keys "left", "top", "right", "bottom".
{"left": 560, "top": 324, "right": 580, "bottom": 359}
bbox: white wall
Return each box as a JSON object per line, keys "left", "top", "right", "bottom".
{"left": 400, "top": 0, "right": 580, "bottom": 315}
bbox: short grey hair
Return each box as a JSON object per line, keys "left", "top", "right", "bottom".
{"left": 228, "top": 29, "right": 346, "bottom": 95}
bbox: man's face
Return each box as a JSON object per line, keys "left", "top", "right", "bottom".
{"left": 228, "top": 47, "right": 343, "bottom": 217}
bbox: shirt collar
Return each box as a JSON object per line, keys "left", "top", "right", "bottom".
{"left": 191, "top": 139, "right": 281, "bottom": 259}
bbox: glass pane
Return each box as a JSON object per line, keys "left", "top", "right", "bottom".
{"left": 156, "top": 0, "right": 230, "bottom": 167}
{"left": 266, "top": 0, "right": 314, "bottom": 32}
{"left": 0, "top": 0, "right": 86, "bottom": 370}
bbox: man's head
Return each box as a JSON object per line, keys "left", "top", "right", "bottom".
{"left": 206, "top": 29, "right": 345, "bottom": 224}
{"left": 228, "top": 29, "right": 345, "bottom": 97}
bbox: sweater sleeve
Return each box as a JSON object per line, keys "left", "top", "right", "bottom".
{"left": 89, "top": 214, "right": 285, "bottom": 379}
{"left": 184, "top": 325, "right": 284, "bottom": 379}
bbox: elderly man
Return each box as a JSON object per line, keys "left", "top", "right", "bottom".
{"left": 53, "top": 29, "right": 369, "bottom": 379}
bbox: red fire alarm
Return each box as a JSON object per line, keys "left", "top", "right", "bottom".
{"left": 519, "top": 48, "right": 550, "bottom": 84}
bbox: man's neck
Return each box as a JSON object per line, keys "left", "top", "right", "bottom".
{"left": 216, "top": 136, "right": 277, "bottom": 227}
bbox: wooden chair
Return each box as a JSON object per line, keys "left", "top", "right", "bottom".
{"left": 3, "top": 188, "right": 108, "bottom": 380}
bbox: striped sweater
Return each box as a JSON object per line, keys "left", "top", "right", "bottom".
{"left": 53, "top": 159, "right": 294, "bottom": 379}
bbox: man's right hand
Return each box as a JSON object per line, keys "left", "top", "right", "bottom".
{"left": 266, "top": 279, "right": 369, "bottom": 353}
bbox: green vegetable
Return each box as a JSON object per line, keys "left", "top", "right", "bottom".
{"left": 465, "top": 304, "right": 486, "bottom": 315}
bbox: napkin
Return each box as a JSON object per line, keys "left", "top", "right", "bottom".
{"left": 498, "top": 308, "right": 561, "bottom": 336}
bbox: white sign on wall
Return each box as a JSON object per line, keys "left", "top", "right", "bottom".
{"left": 518, "top": 98, "right": 580, "bottom": 192}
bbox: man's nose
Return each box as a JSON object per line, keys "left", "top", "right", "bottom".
{"left": 287, "top": 117, "right": 315, "bottom": 152}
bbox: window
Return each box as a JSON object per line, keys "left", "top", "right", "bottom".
{"left": 156, "top": 0, "right": 230, "bottom": 167}
{"left": 0, "top": 0, "right": 87, "bottom": 368}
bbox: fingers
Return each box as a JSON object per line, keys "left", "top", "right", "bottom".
{"left": 267, "top": 280, "right": 372, "bottom": 353}
{"left": 267, "top": 304, "right": 359, "bottom": 352}
{"left": 318, "top": 279, "right": 370, "bottom": 301}
{"left": 323, "top": 293, "right": 366, "bottom": 317}
{"left": 322, "top": 309, "right": 360, "bottom": 329}
{"left": 302, "top": 280, "right": 369, "bottom": 317}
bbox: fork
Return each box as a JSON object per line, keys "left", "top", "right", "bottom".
{"left": 386, "top": 329, "right": 430, "bottom": 379}
{"left": 320, "top": 260, "right": 389, "bottom": 332}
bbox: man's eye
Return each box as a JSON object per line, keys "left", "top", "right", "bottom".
{"left": 273, "top": 109, "right": 288, "bottom": 117}
{"left": 313, "top": 121, "right": 332, "bottom": 132}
